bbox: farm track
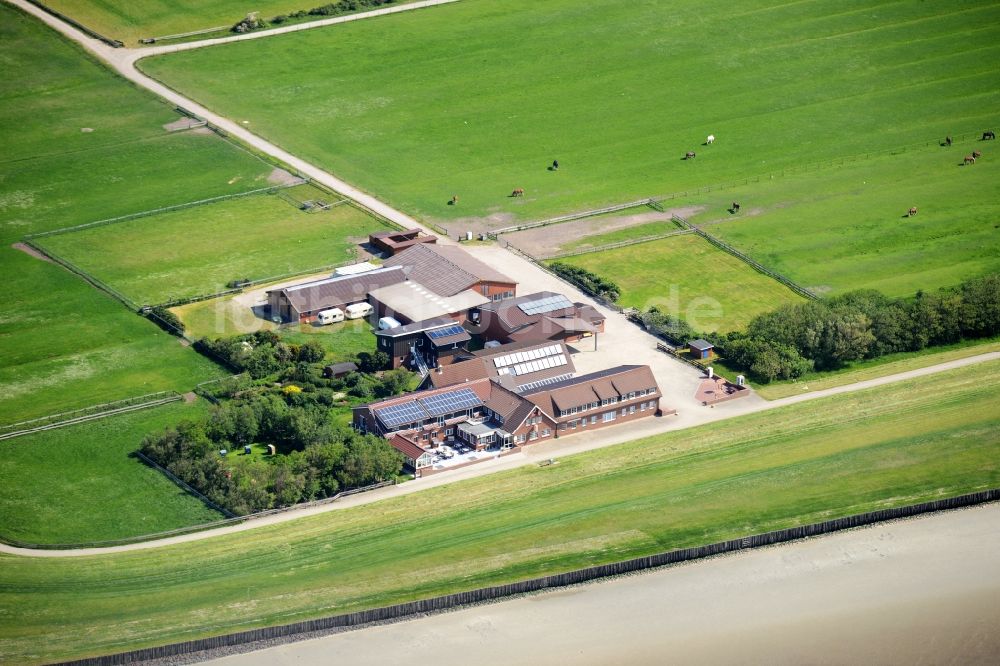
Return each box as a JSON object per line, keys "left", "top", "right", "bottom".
{"left": 5, "top": 0, "right": 998, "bottom": 558}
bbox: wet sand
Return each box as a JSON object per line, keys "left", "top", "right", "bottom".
{"left": 206, "top": 503, "right": 1000, "bottom": 665}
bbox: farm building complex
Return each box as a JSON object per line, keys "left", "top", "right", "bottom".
{"left": 355, "top": 365, "right": 668, "bottom": 476}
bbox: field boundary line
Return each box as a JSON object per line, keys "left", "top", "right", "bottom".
{"left": 492, "top": 199, "right": 655, "bottom": 236}
{"left": 543, "top": 228, "right": 695, "bottom": 260}
{"left": 53, "top": 489, "right": 1000, "bottom": 665}
{"left": 21, "top": 240, "right": 139, "bottom": 310}
{"left": 23, "top": 183, "right": 301, "bottom": 240}
{"left": 0, "top": 391, "right": 182, "bottom": 441}
{"left": 19, "top": 0, "right": 123, "bottom": 46}
{"left": 672, "top": 214, "right": 818, "bottom": 300}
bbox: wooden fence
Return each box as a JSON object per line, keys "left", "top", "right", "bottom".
{"left": 0, "top": 392, "right": 182, "bottom": 441}
{"left": 21, "top": 0, "right": 124, "bottom": 46}
{"left": 54, "top": 488, "right": 1000, "bottom": 665}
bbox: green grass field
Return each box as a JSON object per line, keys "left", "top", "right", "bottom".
{"left": 39, "top": 190, "right": 387, "bottom": 305}
{"left": 1, "top": 362, "right": 997, "bottom": 663}
{"left": 141, "top": 0, "right": 1000, "bottom": 227}
{"left": 0, "top": 5, "right": 282, "bottom": 423}
{"left": 691, "top": 143, "right": 1000, "bottom": 296}
{"left": 550, "top": 234, "right": 804, "bottom": 332}
{"left": 44, "top": 0, "right": 424, "bottom": 45}
{"left": 0, "top": 401, "right": 221, "bottom": 545}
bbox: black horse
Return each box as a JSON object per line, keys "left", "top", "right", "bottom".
{"left": 983, "top": 130, "right": 996, "bottom": 141}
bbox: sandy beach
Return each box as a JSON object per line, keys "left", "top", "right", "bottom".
{"left": 205, "top": 502, "right": 1000, "bottom": 665}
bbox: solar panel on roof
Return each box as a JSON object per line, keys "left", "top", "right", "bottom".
{"left": 518, "top": 294, "right": 574, "bottom": 316}
{"left": 427, "top": 324, "right": 466, "bottom": 340}
{"left": 418, "top": 387, "right": 482, "bottom": 417}
{"left": 375, "top": 401, "right": 426, "bottom": 428}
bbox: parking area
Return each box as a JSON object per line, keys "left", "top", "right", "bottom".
{"left": 424, "top": 442, "right": 511, "bottom": 473}
{"left": 461, "top": 243, "right": 734, "bottom": 415}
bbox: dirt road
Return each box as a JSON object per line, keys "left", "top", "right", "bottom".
{"left": 204, "top": 501, "right": 1000, "bottom": 666}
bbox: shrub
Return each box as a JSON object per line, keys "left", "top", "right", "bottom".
{"left": 549, "top": 262, "right": 620, "bottom": 302}
{"left": 146, "top": 306, "right": 184, "bottom": 336}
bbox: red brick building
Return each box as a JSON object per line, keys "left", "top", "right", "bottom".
{"left": 354, "top": 365, "right": 667, "bottom": 475}
{"left": 472, "top": 291, "right": 605, "bottom": 345}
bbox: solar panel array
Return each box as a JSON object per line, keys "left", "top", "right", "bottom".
{"left": 419, "top": 387, "right": 481, "bottom": 416}
{"left": 492, "top": 344, "right": 563, "bottom": 369}
{"left": 510, "top": 353, "right": 567, "bottom": 376}
{"left": 517, "top": 294, "right": 574, "bottom": 316}
{"left": 374, "top": 401, "right": 426, "bottom": 429}
{"left": 517, "top": 373, "right": 574, "bottom": 392}
{"left": 427, "top": 324, "right": 466, "bottom": 340}
{"left": 374, "top": 387, "right": 484, "bottom": 429}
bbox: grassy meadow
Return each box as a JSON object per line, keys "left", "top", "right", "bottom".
{"left": 694, "top": 142, "right": 1000, "bottom": 296}
{"left": 39, "top": 191, "right": 386, "bottom": 305}
{"left": 0, "top": 4, "right": 280, "bottom": 423}
{"left": 0, "top": 401, "right": 221, "bottom": 545}
{"left": 141, "top": 0, "right": 1000, "bottom": 228}
{"left": 550, "top": 234, "right": 804, "bottom": 332}
{"left": 1, "top": 362, "right": 998, "bottom": 663}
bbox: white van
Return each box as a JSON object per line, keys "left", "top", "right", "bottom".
{"left": 344, "top": 302, "right": 373, "bottom": 320}
{"left": 316, "top": 308, "right": 344, "bottom": 325}
{"left": 378, "top": 316, "right": 401, "bottom": 331}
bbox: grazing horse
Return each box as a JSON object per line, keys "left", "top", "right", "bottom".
{"left": 731, "top": 201, "right": 741, "bottom": 213}
{"left": 908, "top": 207, "right": 918, "bottom": 217}
{"left": 972, "top": 150, "right": 982, "bottom": 159}
{"left": 945, "top": 135, "right": 952, "bottom": 146}
{"left": 511, "top": 188, "right": 525, "bottom": 197}
{"left": 983, "top": 130, "right": 996, "bottom": 141}
{"left": 964, "top": 155, "right": 976, "bottom": 165}
{"left": 706, "top": 134, "right": 715, "bottom": 145}
{"left": 449, "top": 195, "right": 458, "bottom": 205}
{"left": 552, "top": 159, "right": 559, "bottom": 170}
{"left": 685, "top": 151, "right": 696, "bottom": 160}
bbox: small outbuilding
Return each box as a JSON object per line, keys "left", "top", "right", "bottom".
{"left": 688, "top": 339, "right": 715, "bottom": 359}
{"left": 323, "top": 361, "right": 359, "bottom": 379}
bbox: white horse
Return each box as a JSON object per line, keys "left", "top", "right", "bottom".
{"left": 706, "top": 134, "right": 715, "bottom": 145}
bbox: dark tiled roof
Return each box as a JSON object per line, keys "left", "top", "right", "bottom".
{"left": 480, "top": 292, "right": 604, "bottom": 339}
{"left": 389, "top": 434, "right": 428, "bottom": 460}
{"left": 483, "top": 382, "right": 537, "bottom": 429}
{"left": 689, "top": 339, "right": 714, "bottom": 351}
{"left": 270, "top": 267, "right": 406, "bottom": 315}
{"left": 374, "top": 316, "right": 455, "bottom": 339}
{"left": 324, "top": 362, "right": 358, "bottom": 375}
{"left": 384, "top": 244, "right": 515, "bottom": 296}
{"left": 522, "top": 365, "right": 658, "bottom": 415}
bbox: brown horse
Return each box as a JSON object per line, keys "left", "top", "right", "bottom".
{"left": 685, "top": 151, "right": 696, "bottom": 160}
{"left": 908, "top": 207, "right": 918, "bottom": 217}
{"left": 972, "top": 150, "right": 982, "bottom": 159}
{"left": 964, "top": 155, "right": 976, "bottom": 165}
{"left": 511, "top": 188, "right": 525, "bottom": 197}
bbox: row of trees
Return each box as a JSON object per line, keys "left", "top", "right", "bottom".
{"left": 141, "top": 393, "right": 403, "bottom": 515}
{"left": 634, "top": 274, "right": 999, "bottom": 383}
{"left": 269, "top": 0, "right": 396, "bottom": 26}
{"left": 549, "top": 262, "right": 621, "bottom": 302}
